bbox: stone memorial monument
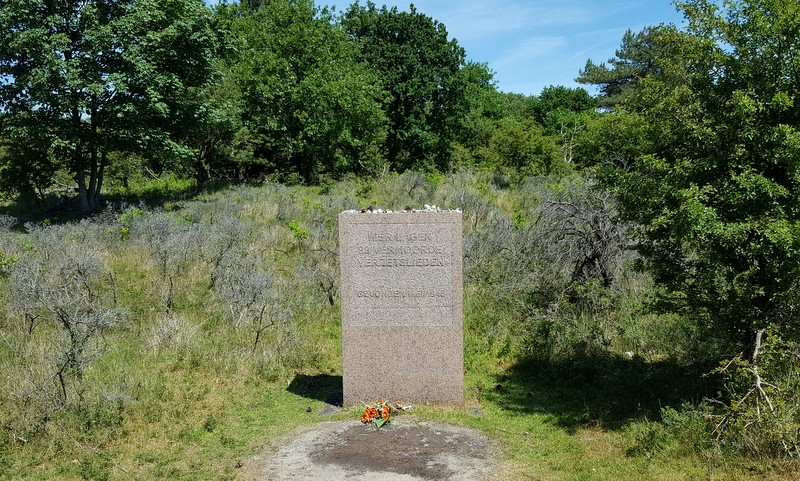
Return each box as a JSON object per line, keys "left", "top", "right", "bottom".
{"left": 339, "top": 209, "right": 463, "bottom": 405}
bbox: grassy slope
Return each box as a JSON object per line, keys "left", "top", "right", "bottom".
{"left": 1, "top": 174, "right": 798, "bottom": 480}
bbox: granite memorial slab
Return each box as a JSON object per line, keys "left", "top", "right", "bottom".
{"left": 339, "top": 209, "right": 463, "bottom": 406}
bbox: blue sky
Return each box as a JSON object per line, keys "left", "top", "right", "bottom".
{"left": 328, "top": 0, "right": 687, "bottom": 96}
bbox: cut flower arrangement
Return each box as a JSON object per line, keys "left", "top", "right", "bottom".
{"left": 360, "top": 400, "right": 410, "bottom": 428}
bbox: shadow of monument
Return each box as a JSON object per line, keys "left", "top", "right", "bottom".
{"left": 482, "top": 352, "right": 718, "bottom": 434}
{"left": 287, "top": 373, "right": 344, "bottom": 407}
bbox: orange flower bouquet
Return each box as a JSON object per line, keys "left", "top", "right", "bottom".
{"left": 360, "top": 400, "right": 392, "bottom": 428}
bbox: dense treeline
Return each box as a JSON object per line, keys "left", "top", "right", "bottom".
{"left": 0, "top": 0, "right": 594, "bottom": 207}
{"left": 1, "top": 0, "right": 800, "bottom": 472}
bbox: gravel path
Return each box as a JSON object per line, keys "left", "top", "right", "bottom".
{"left": 245, "top": 419, "right": 500, "bottom": 481}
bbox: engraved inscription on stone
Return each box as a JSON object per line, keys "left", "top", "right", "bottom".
{"left": 340, "top": 218, "right": 458, "bottom": 327}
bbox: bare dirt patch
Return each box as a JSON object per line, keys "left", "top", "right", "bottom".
{"left": 245, "top": 418, "right": 499, "bottom": 481}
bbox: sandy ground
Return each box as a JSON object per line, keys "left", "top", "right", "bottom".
{"left": 244, "top": 418, "right": 500, "bottom": 481}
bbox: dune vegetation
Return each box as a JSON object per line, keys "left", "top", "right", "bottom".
{"left": 2, "top": 0, "right": 800, "bottom": 479}
{"left": 0, "top": 171, "right": 798, "bottom": 480}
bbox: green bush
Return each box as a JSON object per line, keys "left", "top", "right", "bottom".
{"left": 625, "top": 406, "right": 713, "bottom": 458}
{"left": 625, "top": 419, "right": 670, "bottom": 458}
{"left": 710, "top": 329, "right": 800, "bottom": 458}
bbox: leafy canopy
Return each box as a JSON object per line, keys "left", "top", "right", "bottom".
{"left": 0, "top": 0, "right": 217, "bottom": 212}
{"left": 602, "top": 0, "right": 800, "bottom": 350}
{"left": 217, "top": 0, "right": 388, "bottom": 183}
{"left": 341, "top": 1, "right": 468, "bottom": 172}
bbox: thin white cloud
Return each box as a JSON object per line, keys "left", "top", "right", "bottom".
{"left": 568, "top": 27, "right": 635, "bottom": 62}
{"left": 492, "top": 36, "right": 568, "bottom": 70}
{"left": 433, "top": 1, "right": 597, "bottom": 42}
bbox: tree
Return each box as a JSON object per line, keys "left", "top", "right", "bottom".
{"left": 0, "top": 0, "right": 217, "bottom": 212}
{"left": 605, "top": 0, "right": 800, "bottom": 354}
{"left": 221, "top": 0, "right": 388, "bottom": 183}
{"left": 0, "top": 126, "right": 56, "bottom": 207}
{"left": 531, "top": 85, "right": 596, "bottom": 131}
{"left": 174, "top": 67, "right": 245, "bottom": 191}
{"left": 341, "top": 1, "right": 469, "bottom": 172}
{"left": 497, "top": 91, "right": 538, "bottom": 119}
{"left": 530, "top": 86, "right": 597, "bottom": 165}
{"left": 572, "top": 110, "right": 654, "bottom": 169}
{"left": 487, "top": 118, "right": 563, "bottom": 178}
{"left": 577, "top": 24, "right": 682, "bottom": 110}
{"left": 449, "top": 62, "right": 504, "bottom": 170}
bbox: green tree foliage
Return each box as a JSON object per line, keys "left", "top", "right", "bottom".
{"left": 573, "top": 110, "right": 654, "bottom": 169}
{"left": 497, "top": 91, "right": 538, "bottom": 119}
{"left": 449, "top": 62, "right": 504, "bottom": 170}
{"left": 531, "top": 85, "right": 596, "bottom": 133}
{"left": 341, "top": 1, "right": 468, "bottom": 172}
{"left": 487, "top": 118, "right": 563, "bottom": 178}
{"left": 604, "top": 0, "right": 800, "bottom": 353}
{"left": 530, "top": 86, "right": 597, "bottom": 165}
{"left": 0, "top": 0, "right": 217, "bottom": 212}
{"left": 180, "top": 79, "right": 244, "bottom": 191}
{"left": 577, "top": 25, "right": 682, "bottom": 110}
{"left": 0, "top": 127, "right": 56, "bottom": 204}
{"left": 220, "top": 0, "right": 388, "bottom": 183}
{"left": 451, "top": 84, "right": 574, "bottom": 176}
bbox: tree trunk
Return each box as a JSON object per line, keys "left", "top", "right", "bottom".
{"left": 94, "top": 150, "right": 107, "bottom": 208}
{"left": 195, "top": 154, "right": 209, "bottom": 193}
{"left": 80, "top": 102, "right": 104, "bottom": 213}
{"left": 78, "top": 166, "right": 102, "bottom": 214}
{"left": 77, "top": 153, "right": 90, "bottom": 214}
